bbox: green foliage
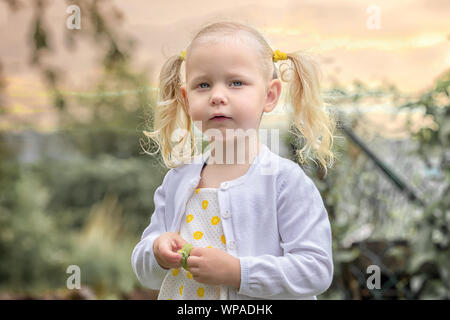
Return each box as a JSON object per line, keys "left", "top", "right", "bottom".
{"left": 0, "top": 147, "right": 168, "bottom": 298}
{"left": 0, "top": 0, "right": 164, "bottom": 299}
{"left": 36, "top": 151, "right": 166, "bottom": 235}
{"left": 316, "top": 70, "right": 450, "bottom": 299}
{"left": 399, "top": 70, "right": 450, "bottom": 299}
{"left": 68, "top": 194, "right": 139, "bottom": 298}
{"left": 0, "top": 162, "right": 72, "bottom": 293}
{"left": 179, "top": 243, "right": 193, "bottom": 271}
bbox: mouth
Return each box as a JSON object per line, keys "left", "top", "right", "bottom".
{"left": 210, "top": 116, "right": 232, "bottom": 121}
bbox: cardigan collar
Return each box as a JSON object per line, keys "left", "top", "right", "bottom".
{"left": 170, "top": 141, "right": 274, "bottom": 232}
{"left": 187, "top": 141, "right": 272, "bottom": 191}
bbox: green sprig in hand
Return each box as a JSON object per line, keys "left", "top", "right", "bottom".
{"left": 178, "top": 243, "right": 193, "bottom": 271}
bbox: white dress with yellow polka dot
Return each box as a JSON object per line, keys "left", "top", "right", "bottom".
{"left": 157, "top": 187, "right": 230, "bottom": 300}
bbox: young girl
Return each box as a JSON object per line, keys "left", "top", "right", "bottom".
{"left": 132, "top": 21, "right": 336, "bottom": 300}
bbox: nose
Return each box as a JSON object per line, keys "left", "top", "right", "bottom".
{"left": 210, "top": 96, "right": 225, "bottom": 105}
{"left": 209, "top": 87, "right": 226, "bottom": 105}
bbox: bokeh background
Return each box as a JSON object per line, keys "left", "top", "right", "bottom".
{"left": 0, "top": 0, "right": 448, "bottom": 299}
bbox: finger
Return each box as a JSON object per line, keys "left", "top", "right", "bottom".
{"left": 170, "top": 240, "right": 181, "bottom": 252}
{"left": 167, "top": 251, "right": 182, "bottom": 263}
{"left": 188, "top": 268, "right": 199, "bottom": 278}
{"left": 189, "top": 247, "right": 203, "bottom": 257}
{"left": 187, "top": 255, "right": 200, "bottom": 268}
{"left": 161, "top": 242, "right": 182, "bottom": 261}
{"left": 161, "top": 237, "right": 176, "bottom": 250}
{"left": 188, "top": 266, "right": 202, "bottom": 276}
{"left": 173, "top": 236, "right": 187, "bottom": 251}
{"left": 190, "top": 271, "right": 205, "bottom": 283}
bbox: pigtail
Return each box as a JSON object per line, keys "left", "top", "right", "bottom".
{"left": 142, "top": 53, "right": 198, "bottom": 168}
{"left": 281, "top": 51, "right": 337, "bottom": 178}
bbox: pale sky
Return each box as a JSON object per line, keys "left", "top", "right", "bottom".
{"left": 0, "top": 0, "right": 448, "bottom": 131}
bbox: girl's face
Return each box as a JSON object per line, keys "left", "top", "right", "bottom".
{"left": 181, "top": 41, "right": 281, "bottom": 142}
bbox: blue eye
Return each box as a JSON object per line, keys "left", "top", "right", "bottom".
{"left": 196, "top": 81, "right": 243, "bottom": 89}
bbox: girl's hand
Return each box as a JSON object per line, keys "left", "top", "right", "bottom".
{"left": 187, "top": 247, "right": 241, "bottom": 289}
{"left": 153, "top": 232, "right": 187, "bottom": 270}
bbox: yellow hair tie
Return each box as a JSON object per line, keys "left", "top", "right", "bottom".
{"left": 180, "top": 50, "right": 187, "bottom": 61}
{"left": 273, "top": 49, "right": 287, "bottom": 62}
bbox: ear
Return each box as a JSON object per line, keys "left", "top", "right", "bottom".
{"left": 263, "top": 79, "right": 282, "bottom": 113}
{"left": 181, "top": 84, "right": 190, "bottom": 115}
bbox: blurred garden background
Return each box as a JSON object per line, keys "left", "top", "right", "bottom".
{"left": 0, "top": 0, "right": 448, "bottom": 299}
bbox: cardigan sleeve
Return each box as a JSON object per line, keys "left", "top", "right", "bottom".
{"left": 238, "top": 165, "right": 334, "bottom": 299}
{"left": 131, "top": 169, "right": 172, "bottom": 290}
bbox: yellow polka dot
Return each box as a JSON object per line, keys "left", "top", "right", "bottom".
{"left": 193, "top": 231, "right": 203, "bottom": 240}
{"left": 187, "top": 271, "right": 193, "bottom": 279}
{"left": 172, "top": 268, "right": 180, "bottom": 276}
{"left": 197, "top": 287, "right": 205, "bottom": 298}
{"left": 179, "top": 285, "right": 184, "bottom": 296}
{"left": 221, "top": 234, "right": 226, "bottom": 244}
{"left": 195, "top": 188, "right": 200, "bottom": 194}
{"left": 211, "top": 216, "right": 220, "bottom": 225}
{"left": 202, "top": 200, "right": 208, "bottom": 210}
{"left": 206, "top": 245, "right": 213, "bottom": 248}
{"left": 186, "top": 214, "right": 194, "bottom": 223}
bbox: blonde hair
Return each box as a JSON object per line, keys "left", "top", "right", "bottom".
{"left": 142, "top": 21, "right": 337, "bottom": 178}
